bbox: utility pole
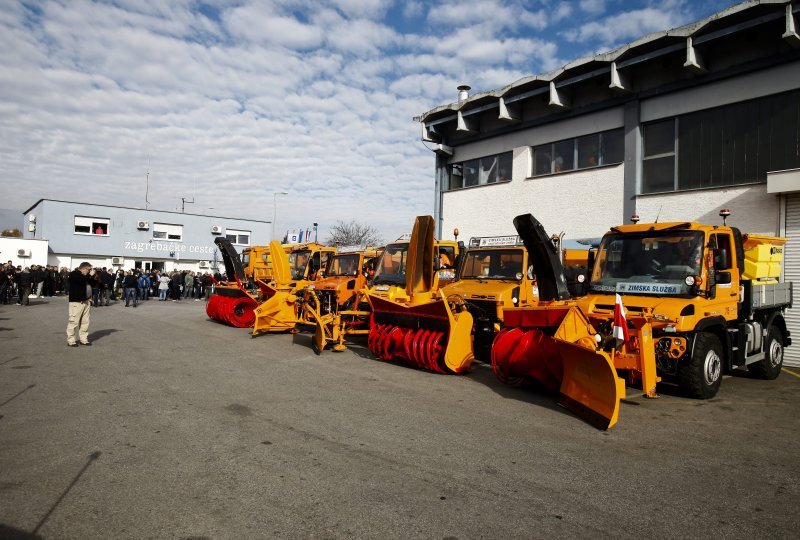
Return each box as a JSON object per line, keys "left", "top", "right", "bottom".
{"left": 145, "top": 155, "right": 151, "bottom": 210}
{"left": 273, "top": 191, "right": 288, "bottom": 240}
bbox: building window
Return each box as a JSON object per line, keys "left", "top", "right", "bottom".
{"left": 74, "top": 216, "right": 109, "bottom": 236}
{"left": 225, "top": 229, "right": 250, "bottom": 246}
{"left": 447, "top": 151, "right": 512, "bottom": 191}
{"left": 641, "top": 89, "right": 800, "bottom": 194}
{"left": 532, "top": 129, "right": 623, "bottom": 176}
{"left": 642, "top": 119, "right": 676, "bottom": 193}
{"left": 153, "top": 223, "right": 183, "bottom": 241}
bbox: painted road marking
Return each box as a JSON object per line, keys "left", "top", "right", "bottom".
{"left": 781, "top": 367, "right": 800, "bottom": 379}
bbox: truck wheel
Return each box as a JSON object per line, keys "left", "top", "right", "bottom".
{"left": 748, "top": 326, "right": 783, "bottom": 380}
{"left": 679, "top": 332, "right": 723, "bottom": 399}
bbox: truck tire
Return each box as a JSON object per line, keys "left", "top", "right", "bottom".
{"left": 679, "top": 332, "right": 723, "bottom": 399}
{"left": 748, "top": 325, "right": 784, "bottom": 380}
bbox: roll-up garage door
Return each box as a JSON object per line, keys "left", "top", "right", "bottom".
{"left": 784, "top": 194, "right": 800, "bottom": 367}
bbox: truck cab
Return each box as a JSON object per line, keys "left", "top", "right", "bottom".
{"left": 370, "top": 237, "right": 463, "bottom": 302}
{"left": 443, "top": 235, "right": 591, "bottom": 361}
{"left": 442, "top": 236, "right": 531, "bottom": 360}
{"left": 286, "top": 243, "right": 336, "bottom": 286}
{"left": 310, "top": 246, "right": 380, "bottom": 315}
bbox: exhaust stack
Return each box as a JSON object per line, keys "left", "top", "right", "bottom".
{"left": 457, "top": 85, "right": 471, "bottom": 103}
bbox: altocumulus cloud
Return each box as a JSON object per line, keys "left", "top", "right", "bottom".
{"left": 0, "top": 0, "right": 735, "bottom": 239}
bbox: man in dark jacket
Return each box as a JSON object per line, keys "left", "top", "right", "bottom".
{"left": 66, "top": 262, "right": 95, "bottom": 346}
{"left": 30, "top": 265, "right": 43, "bottom": 297}
{"left": 0, "top": 263, "right": 10, "bottom": 304}
{"left": 102, "top": 269, "right": 114, "bottom": 305}
{"left": 43, "top": 266, "right": 55, "bottom": 297}
{"left": 170, "top": 271, "right": 182, "bottom": 301}
{"left": 17, "top": 267, "right": 33, "bottom": 306}
{"left": 123, "top": 270, "right": 139, "bottom": 307}
{"left": 201, "top": 273, "right": 214, "bottom": 300}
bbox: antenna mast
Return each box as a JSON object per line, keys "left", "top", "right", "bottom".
{"left": 180, "top": 177, "right": 196, "bottom": 213}
{"left": 145, "top": 155, "right": 151, "bottom": 210}
{"left": 180, "top": 196, "right": 195, "bottom": 213}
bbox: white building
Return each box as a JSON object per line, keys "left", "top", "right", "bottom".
{"left": 417, "top": 1, "right": 800, "bottom": 364}
{"left": 21, "top": 199, "right": 272, "bottom": 272}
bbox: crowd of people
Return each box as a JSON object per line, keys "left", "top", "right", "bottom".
{"left": 0, "top": 261, "right": 222, "bottom": 307}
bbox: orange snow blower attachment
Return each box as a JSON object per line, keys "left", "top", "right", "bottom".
{"left": 251, "top": 240, "right": 301, "bottom": 335}
{"left": 205, "top": 237, "right": 260, "bottom": 328}
{"left": 490, "top": 214, "right": 625, "bottom": 429}
{"left": 366, "top": 216, "right": 474, "bottom": 373}
{"left": 304, "top": 246, "right": 380, "bottom": 354}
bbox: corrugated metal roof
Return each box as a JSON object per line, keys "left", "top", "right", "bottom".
{"left": 417, "top": 0, "right": 796, "bottom": 123}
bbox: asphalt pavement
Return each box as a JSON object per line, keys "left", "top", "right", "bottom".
{"left": 1, "top": 295, "right": 799, "bottom": 539}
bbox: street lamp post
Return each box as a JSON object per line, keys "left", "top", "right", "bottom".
{"left": 272, "top": 191, "right": 288, "bottom": 240}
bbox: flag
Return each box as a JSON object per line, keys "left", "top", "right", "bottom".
{"left": 612, "top": 293, "right": 629, "bottom": 343}
{"left": 298, "top": 229, "right": 304, "bottom": 242}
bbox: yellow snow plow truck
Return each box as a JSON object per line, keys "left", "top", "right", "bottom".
{"left": 442, "top": 235, "right": 591, "bottom": 361}
{"left": 251, "top": 242, "right": 335, "bottom": 335}
{"left": 366, "top": 216, "right": 474, "bottom": 373}
{"left": 301, "top": 245, "right": 381, "bottom": 353}
{"left": 493, "top": 212, "right": 792, "bottom": 429}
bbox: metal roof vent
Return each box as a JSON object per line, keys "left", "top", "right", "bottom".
{"left": 457, "top": 85, "right": 471, "bottom": 103}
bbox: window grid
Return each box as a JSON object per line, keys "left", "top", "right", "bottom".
{"left": 532, "top": 128, "right": 624, "bottom": 177}
{"left": 640, "top": 89, "right": 800, "bottom": 194}
{"left": 447, "top": 151, "right": 512, "bottom": 191}
{"left": 153, "top": 223, "right": 183, "bottom": 242}
{"left": 225, "top": 229, "right": 251, "bottom": 246}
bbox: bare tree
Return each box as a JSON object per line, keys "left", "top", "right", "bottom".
{"left": 325, "top": 220, "right": 383, "bottom": 247}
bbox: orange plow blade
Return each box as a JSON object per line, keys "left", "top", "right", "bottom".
{"left": 491, "top": 306, "right": 625, "bottom": 429}
{"left": 552, "top": 340, "right": 625, "bottom": 430}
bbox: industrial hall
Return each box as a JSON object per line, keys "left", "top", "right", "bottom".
{"left": 13, "top": 199, "right": 271, "bottom": 272}
{"left": 417, "top": 0, "right": 800, "bottom": 364}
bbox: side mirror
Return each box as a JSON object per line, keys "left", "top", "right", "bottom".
{"left": 716, "top": 271, "right": 732, "bottom": 285}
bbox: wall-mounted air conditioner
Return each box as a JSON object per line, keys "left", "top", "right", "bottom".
{"left": 28, "top": 224, "right": 35, "bottom": 232}
{"left": 211, "top": 225, "right": 222, "bottom": 234}
{"left": 111, "top": 256, "right": 124, "bottom": 265}
{"left": 198, "top": 261, "right": 209, "bottom": 268}
{"left": 17, "top": 249, "right": 30, "bottom": 257}
{"left": 137, "top": 220, "right": 149, "bottom": 230}
{"left": 28, "top": 214, "right": 36, "bottom": 222}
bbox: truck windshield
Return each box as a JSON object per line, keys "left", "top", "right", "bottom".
{"left": 288, "top": 250, "right": 311, "bottom": 281}
{"left": 241, "top": 252, "right": 250, "bottom": 268}
{"left": 461, "top": 249, "right": 523, "bottom": 280}
{"left": 590, "top": 230, "right": 704, "bottom": 296}
{"left": 326, "top": 254, "right": 361, "bottom": 277}
{"left": 373, "top": 243, "right": 407, "bottom": 285}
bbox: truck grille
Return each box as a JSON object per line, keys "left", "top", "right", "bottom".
{"left": 466, "top": 299, "right": 500, "bottom": 321}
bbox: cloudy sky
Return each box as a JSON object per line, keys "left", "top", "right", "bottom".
{"left": 0, "top": 0, "right": 737, "bottom": 241}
